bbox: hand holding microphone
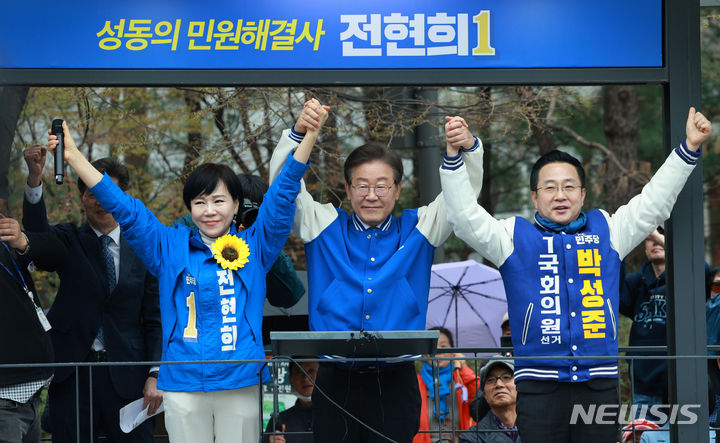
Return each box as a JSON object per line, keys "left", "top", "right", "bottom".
{"left": 47, "top": 120, "right": 80, "bottom": 166}
{"left": 47, "top": 120, "right": 104, "bottom": 190}
{"left": 51, "top": 119, "right": 64, "bottom": 184}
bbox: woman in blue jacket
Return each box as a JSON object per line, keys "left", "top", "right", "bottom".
{"left": 47, "top": 100, "right": 328, "bottom": 443}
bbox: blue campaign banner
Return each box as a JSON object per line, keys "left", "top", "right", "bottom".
{"left": 0, "top": 0, "right": 661, "bottom": 70}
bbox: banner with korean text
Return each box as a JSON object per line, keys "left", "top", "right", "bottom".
{"left": 0, "top": 0, "right": 661, "bottom": 69}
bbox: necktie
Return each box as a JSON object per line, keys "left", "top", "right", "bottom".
{"left": 97, "top": 235, "right": 116, "bottom": 347}
{"left": 100, "top": 235, "right": 116, "bottom": 293}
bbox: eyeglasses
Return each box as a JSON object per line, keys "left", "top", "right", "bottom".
{"left": 485, "top": 373, "right": 513, "bottom": 385}
{"left": 351, "top": 183, "right": 395, "bottom": 197}
{"left": 535, "top": 184, "right": 582, "bottom": 195}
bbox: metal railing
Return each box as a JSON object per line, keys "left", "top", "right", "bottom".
{"left": 4, "top": 345, "right": 720, "bottom": 443}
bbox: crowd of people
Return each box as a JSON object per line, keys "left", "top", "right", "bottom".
{"left": 0, "top": 100, "right": 714, "bottom": 443}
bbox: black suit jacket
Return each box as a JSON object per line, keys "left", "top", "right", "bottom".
{"left": 0, "top": 231, "right": 66, "bottom": 387}
{"left": 23, "top": 194, "right": 162, "bottom": 400}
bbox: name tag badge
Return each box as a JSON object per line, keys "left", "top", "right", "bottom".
{"left": 35, "top": 306, "right": 51, "bottom": 332}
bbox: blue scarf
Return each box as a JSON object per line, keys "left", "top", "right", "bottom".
{"left": 534, "top": 211, "right": 587, "bottom": 234}
{"left": 421, "top": 362, "right": 452, "bottom": 420}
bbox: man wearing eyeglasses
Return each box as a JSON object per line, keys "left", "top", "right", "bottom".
{"left": 440, "top": 108, "right": 712, "bottom": 443}
{"left": 269, "top": 100, "right": 484, "bottom": 443}
{"left": 460, "top": 360, "right": 519, "bottom": 443}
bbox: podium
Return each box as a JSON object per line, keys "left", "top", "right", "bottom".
{"left": 263, "top": 330, "right": 441, "bottom": 442}
{"left": 270, "top": 330, "right": 440, "bottom": 358}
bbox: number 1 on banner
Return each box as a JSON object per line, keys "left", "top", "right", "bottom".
{"left": 184, "top": 291, "right": 198, "bottom": 341}
{"left": 473, "top": 11, "right": 495, "bottom": 56}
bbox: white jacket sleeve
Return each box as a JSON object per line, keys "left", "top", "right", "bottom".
{"left": 439, "top": 156, "right": 516, "bottom": 267}
{"left": 606, "top": 146, "right": 699, "bottom": 259}
{"left": 417, "top": 137, "right": 487, "bottom": 247}
{"left": 268, "top": 129, "right": 338, "bottom": 243}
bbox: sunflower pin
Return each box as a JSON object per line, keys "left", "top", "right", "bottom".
{"left": 211, "top": 234, "right": 250, "bottom": 270}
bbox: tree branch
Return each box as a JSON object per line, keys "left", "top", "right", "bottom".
{"left": 546, "top": 122, "right": 650, "bottom": 186}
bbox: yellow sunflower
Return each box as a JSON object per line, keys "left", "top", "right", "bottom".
{"left": 211, "top": 235, "right": 250, "bottom": 270}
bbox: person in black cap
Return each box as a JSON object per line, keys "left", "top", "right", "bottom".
{"left": 460, "top": 359, "right": 519, "bottom": 443}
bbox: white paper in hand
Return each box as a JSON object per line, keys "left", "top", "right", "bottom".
{"left": 119, "top": 397, "right": 164, "bottom": 433}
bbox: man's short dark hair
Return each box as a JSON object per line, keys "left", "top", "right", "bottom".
{"left": 182, "top": 163, "right": 243, "bottom": 210}
{"left": 78, "top": 157, "right": 129, "bottom": 195}
{"left": 429, "top": 326, "right": 454, "bottom": 347}
{"left": 529, "top": 150, "right": 586, "bottom": 191}
{"left": 344, "top": 142, "right": 403, "bottom": 185}
{"left": 237, "top": 174, "right": 268, "bottom": 228}
{"left": 238, "top": 174, "right": 268, "bottom": 205}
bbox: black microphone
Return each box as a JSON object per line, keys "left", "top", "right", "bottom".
{"left": 51, "top": 119, "right": 64, "bottom": 184}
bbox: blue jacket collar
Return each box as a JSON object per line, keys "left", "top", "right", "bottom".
{"left": 350, "top": 213, "right": 392, "bottom": 232}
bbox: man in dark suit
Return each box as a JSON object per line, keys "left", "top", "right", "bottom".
{"left": 0, "top": 211, "right": 66, "bottom": 443}
{"left": 22, "top": 144, "right": 162, "bottom": 443}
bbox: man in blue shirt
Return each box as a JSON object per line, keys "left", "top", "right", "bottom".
{"left": 269, "top": 107, "right": 484, "bottom": 442}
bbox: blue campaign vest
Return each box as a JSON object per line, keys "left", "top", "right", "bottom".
{"left": 500, "top": 209, "right": 621, "bottom": 382}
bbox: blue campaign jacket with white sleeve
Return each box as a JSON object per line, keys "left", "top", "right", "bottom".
{"left": 88, "top": 155, "right": 308, "bottom": 392}
{"left": 440, "top": 142, "right": 700, "bottom": 383}
{"left": 268, "top": 128, "right": 484, "bottom": 335}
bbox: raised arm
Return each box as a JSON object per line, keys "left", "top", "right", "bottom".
{"left": 47, "top": 121, "right": 103, "bottom": 189}
{"left": 291, "top": 99, "right": 329, "bottom": 164}
{"left": 46, "top": 121, "right": 170, "bottom": 276}
{"left": 686, "top": 106, "right": 712, "bottom": 151}
{"left": 439, "top": 117, "right": 515, "bottom": 267}
{"left": 445, "top": 116, "right": 474, "bottom": 156}
{"left": 24, "top": 143, "right": 46, "bottom": 189}
{"left": 443, "top": 116, "right": 485, "bottom": 198}
{"left": 268, "top": 99, "right": 339, "bottom": 243}
{"left": 22, "top": 144, "right": 52, "bottom": 233}
{"left": 246, "top": 100, "right": 326, "bottom": 271}
{"left": 416, "top": 116, "right": 486, "bottom": 247}
{"left": 608, "top": 107, "right": 712, "bottom": 258}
